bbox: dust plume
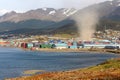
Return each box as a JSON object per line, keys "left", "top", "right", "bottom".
{"left": 61, "top": 0, "right": 100, "bottom": 40}
{"left": 74, "top": 9, "right": 99, "bottom": 41}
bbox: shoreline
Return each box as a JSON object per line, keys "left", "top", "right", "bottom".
{"left": 1, "top": 47, "right": 119, "bottom": 80}
{"left": 1, "top": 45, "right": 120, "bottom": 54}
{"left": 23, "top": 48, "right": 120, "bottom": 54}
{"left": 23, "top": 70, "right": 46, "bottom": 75}
{"left": 5, "top": 58, "right": 120, "bottom": 80}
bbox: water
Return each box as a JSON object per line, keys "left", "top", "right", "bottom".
{"left": 0, "top": 47, "right": 119, "bottom": 80}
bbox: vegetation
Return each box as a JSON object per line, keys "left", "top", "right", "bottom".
{"left": 54, "top": 34, "right": 74, "bottom": 38}
{"left": 6, "top": 58, "right": 120, "bottom": 80}
{"left": 97, "top": 19, "right": 120, "bottom": 31}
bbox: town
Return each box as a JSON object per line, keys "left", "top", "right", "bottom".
{"left": 0, "top": 29, "right": 120, "bottom": 53}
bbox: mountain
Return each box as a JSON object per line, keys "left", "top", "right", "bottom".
{"left": 105, "top": 6, "right": 120, "bottom": 21}
{"left": 0, "top": 8, "right": 77, "bottom": 22}
{"left": 73, "top": 0, "right": 120, "bottom": 31}
{"left": 74, "top": 0, "right": 120, "bottom": 17}
{"left": 0, "top": 0, "right": 120, "bottom": 34}
{"left": 0, "top": 8, "right": 78, "bottom": 34}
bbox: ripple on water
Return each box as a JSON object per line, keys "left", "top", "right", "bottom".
{"left": 0, "top": 47, "right": 119, "bottom": 80}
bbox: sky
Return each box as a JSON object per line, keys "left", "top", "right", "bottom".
{"left": 0, "top": 0, "right": 111, "bottom": 15}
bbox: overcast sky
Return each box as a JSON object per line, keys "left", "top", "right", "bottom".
{"left": 0, "top": 0, "right": 111, "bottom": 15}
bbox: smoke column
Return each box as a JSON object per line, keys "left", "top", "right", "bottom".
{"left": 61, "top": 0, "right": 100, "bottom": 41}
{"left": 74, "top": 9, "right": 99, "bottom": 40}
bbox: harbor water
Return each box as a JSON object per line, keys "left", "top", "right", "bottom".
{"left": 0, "top": 47, "right": 119, "bottom": 80}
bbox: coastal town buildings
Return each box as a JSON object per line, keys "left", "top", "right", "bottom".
{"left": 0, "top": 30, "right": 120, "bottom": 51}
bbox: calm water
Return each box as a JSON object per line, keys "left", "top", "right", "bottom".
{"left": 0, "top": 47, "right": 119, "bottom": 80}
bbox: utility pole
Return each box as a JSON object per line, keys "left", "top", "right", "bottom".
{"left": 104, "top": 25, "right": 107, "bottom": 39}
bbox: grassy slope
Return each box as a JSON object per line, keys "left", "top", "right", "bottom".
{"left": 6, "top": 58, "right": 120, "bottom": 80}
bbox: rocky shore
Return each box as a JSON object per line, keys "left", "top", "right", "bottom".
{"left": 5, "top": 58, "right": 120, "bottom": 80}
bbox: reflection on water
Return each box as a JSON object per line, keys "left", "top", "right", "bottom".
{"left": 0, "top": 47, "right": 119, "bottom": 79}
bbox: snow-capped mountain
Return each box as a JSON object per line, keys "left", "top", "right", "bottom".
{"left": 1, "top": 0, "right": 120, "bottom": 23}
{"left": 0, "top": 8, "right": 78, "bottom": 22}
{"left": 0, "top": 0, "right": 120, "bottom": 34}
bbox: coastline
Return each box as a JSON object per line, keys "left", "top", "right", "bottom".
{"left": 5, "top": 58, "right": 120, "bottom": 80}
{"left": 1, "top": 45, "right": 120, "bottom": 54}
{"left": 23, "top": 48, "right": 120, "bottom": 54}
{"left": 0, "top": 47, "right": 119, "bottom": 80}
{"left": 23, "top": 70, "right": 46, "bottom": 75}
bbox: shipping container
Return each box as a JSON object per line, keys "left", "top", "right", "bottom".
{"left": 55, "top": 43, "right": 67, "bottom": 49}
{"left": 21, "top": 43, "right": 27, "bottom": 48}
{"left": 40, "top": 44, "right": 52, "bottom": 48}
{"left": 27, "top": 43, "right": 33, "bottom": 48}
{"left": 70, "top": 46, "right": 77, "bottom": 49}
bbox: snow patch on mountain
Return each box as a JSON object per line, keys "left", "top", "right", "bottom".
{"left": 118, "top": 3, "right": 120, "bottom": 6}
{"left": 63, "top": 9, "right": 71, "bottom": 15}
{"left": 63, "top": 8, "right": 77, "bottom": 16}
{"left": 42, "top": 7, "right": 47, "bottom": 11}
{"left": 49, "top": 10, "right": 56, "bottom": 15}
{"left": 0, "top": 9, "right": 10, "bottom": 16}
{"left": 68, "top": 10, "right": 78, "bottom": 15}
{"left": 110, "top": 2, "right": 113, "bottom": 5}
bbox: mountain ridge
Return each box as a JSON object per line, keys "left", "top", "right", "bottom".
{"left": 0, "top": 0, "right": 120, "bottom": 34}
{"left": 0, "top": 8, "right": 77, "bottom": 23}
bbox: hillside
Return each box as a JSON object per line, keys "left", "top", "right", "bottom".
{"left": 0, "top": 0, "right": 120, "bottom": 34}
